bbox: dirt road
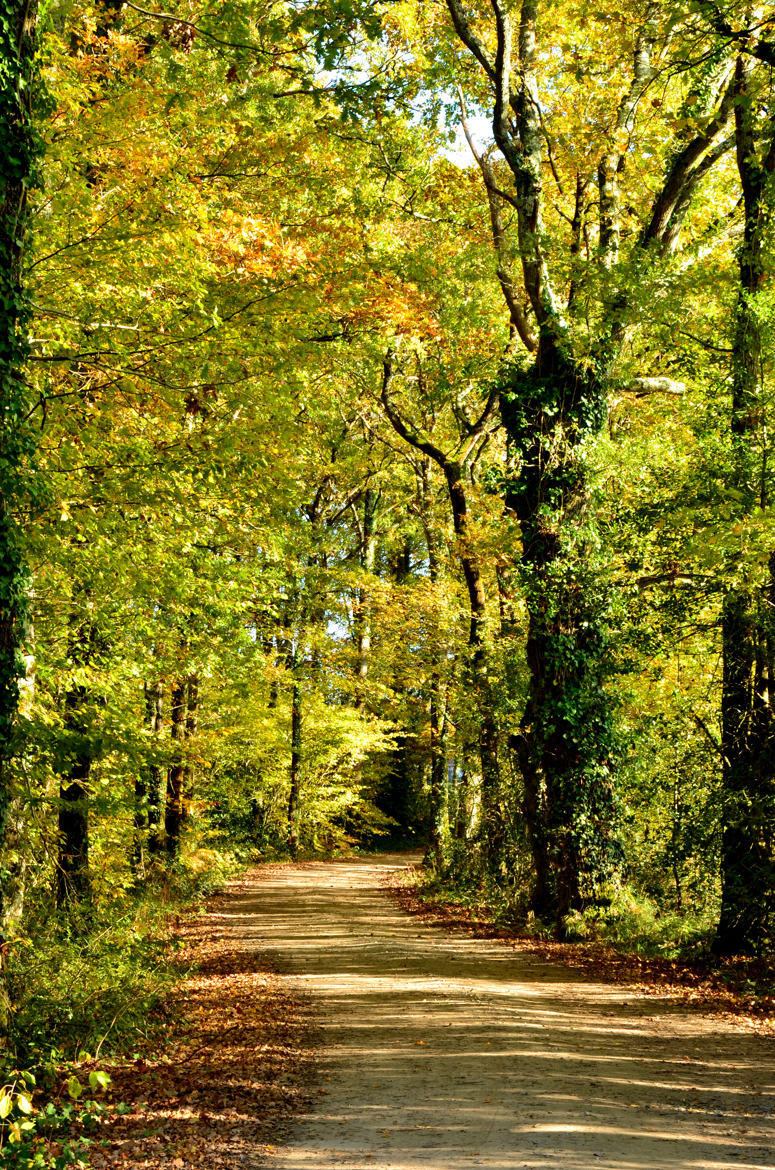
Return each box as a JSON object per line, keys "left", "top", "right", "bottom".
{"left": 213, "top": 856, "right": 775, "bottom": 1170}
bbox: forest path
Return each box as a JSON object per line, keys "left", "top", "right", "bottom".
{"left": 218, "top": 856, "right": 775, "bottom": 1170}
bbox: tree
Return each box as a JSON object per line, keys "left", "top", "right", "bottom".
{"left": 382, "top": 0, "right": 746, "bottom": 921}
{"left": 715, "top": 47, "right": 775, "bottom": 955}
{"left": 379, "top": 348, "right": 505, "bottom": 866}
{"left": 0, "top": 0, "right": 41, "bottom": 941}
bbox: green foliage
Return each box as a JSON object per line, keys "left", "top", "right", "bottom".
{"left": 0, "top": 3, "right": 772, "bottom": 1103}
{"left": 4, "top": 846, "right": 241, "bottom": 1069}
{"left": 159, "top": 846, "right": 244, "bottom": 904}
{"left": 0, "top": 1068, "right": 113, "bottom": 1170}
{"left": 561, "top": 890, "right": 716, "bottom": 961}
{"left": 6, "top": 913, "right": 172, "bottom": 1066}
{"left": 0, "top": 0, "right": 46, "bottom": 864}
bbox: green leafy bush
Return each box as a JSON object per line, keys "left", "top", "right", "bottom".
{"left": 6, "top": 917, "right": 172, "bottom": 1067}
{"left": 0, "top": 1070, "right": 115, "bottom": 1170}
{"left": 561, "top": 889, "right": 715, "bottom": 959}
{"left": 7, "top": 847, "right": 241, "bottom": 1068}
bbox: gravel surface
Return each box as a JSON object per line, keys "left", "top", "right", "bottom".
{"left": 218, "top": 856, "right": 775, "bottom": 1170}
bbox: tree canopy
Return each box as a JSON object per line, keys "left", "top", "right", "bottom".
{"left": 1, "top": 0, "right": 774, "bottom": 1030}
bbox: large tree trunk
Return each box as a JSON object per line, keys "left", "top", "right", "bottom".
{"left": 0, "top": 0, "right": 40, "bottom": 946}
{"left": 714, "top": 56, "right": 775, "bottom": 955}
{"left": 716, "top": 586, "right": 774, "bottom": 953}
{"left": 501, "top": 345, "right": 616, "bottom": 921}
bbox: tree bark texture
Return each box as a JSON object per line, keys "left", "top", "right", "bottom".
{"left": 500, "top": 348, "right": 615, "bottom": 920}
{"left": 714, "top": 56, "right": 775, "bottom": 955}
{"left": 0, "top": 0, "right": 39, "bottom": 938}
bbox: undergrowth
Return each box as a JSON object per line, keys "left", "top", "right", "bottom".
{"left": 413, "top": 865, "right": 717, "bottom": 958}
{"left": 1, "top": 847, "right": 243, "bottom": 1169}
{"left": 559, "top": 890, "right": 715, "bottom": 960}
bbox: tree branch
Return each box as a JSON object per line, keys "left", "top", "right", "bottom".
{"left": 643, "top": 70, "right": 738, "bottom": 251}
{"left": 697, "top": 3, "right": 775, "bottom": 67}
{"left": 379, "top": 353, "right": 450, "bottom": 470}
{"left": 457, "top": 86, "right": 537, "bottom": 352}
{"left": 445, "top": 0, "right": 496, "bottom": 81}
{"left": 623, "top": 376, "right": 686, "bottom": 396}
{"left": 598, "top": 5, "right": 659, "bottom": 269}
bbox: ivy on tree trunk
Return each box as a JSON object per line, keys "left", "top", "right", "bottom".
{"left": 714, "top": 54, "right": 775, "bottom": 956}
{"left": 0, "top": 0, "right": 40, "bottom": 936}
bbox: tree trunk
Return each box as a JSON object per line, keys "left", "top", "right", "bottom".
{"left": 354, "top": 488, "right": 378, "bottom": 710}
{"left": 419, "top": 462, "right": 448, "bottom": 869}
{"left": 0, "top": 0, "right": 40, "bottom": 947}
{"left": 428, "top": 683, "right": 448, "bottom": 869}
{"left": 287, "top": 681, "right": 302, "bottom": 857}
{"left": 715, "top": 588, "right": 774, "bottom": 952}
{"left": 443, "top": 464, "right": 503, "bottom": 870}
{"left": 445, "top": 0, "right": 734, "bottom": 926}
{"left": 381, "top": 368, "right": 504, "bottom": 868}
{"left": 57, "top": 685, "right": 93, "bottom": 909}
{"left": 182, "top": 671, "right": 198, "bottom": 823}
{"left": 500, "top": 345, "right": 616, "bottom": 921}
{"left": 714, "top": 56, "right": 775, "bottom": 955}
{"left": 135, "top": 679, "right": 164, "bottom": 870}
{"left": 146, "top": 679, "right": 165, "bottom": 854}
{"left": 0, "top": 606, "right": 33, "bottom": 950}
{"left": 164, "top": 678, "right": 187, "bottom": 858}
{"left": 56, "top": 591, "right": 100, "bottom": 909}
{"left": 57, "top": 749, "right": 91, "bottom": 908}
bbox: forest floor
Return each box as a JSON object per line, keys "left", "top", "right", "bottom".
{"left": 389, "top": 874, "right": 775, "bottom": 1030}
{"left": 90, "top": 871, "right": 314, "bottom": 1170}
{"left": 97, "top": 855, "right": 775, "bottom": 1170}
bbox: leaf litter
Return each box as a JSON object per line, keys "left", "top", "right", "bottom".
{"left": 87, "top": 871, "right": 314, "bottom": 1170}
{"left": 387, "top": 867, "right": 775, "bottom": 1037}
